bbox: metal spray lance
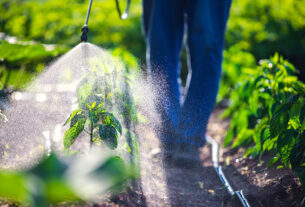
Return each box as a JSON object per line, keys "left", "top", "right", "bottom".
{"left": 81, "top": 0, "right": 93, "bottom": 42}
{"left": 80, "top": 0, "right": 131, "bottom": 42}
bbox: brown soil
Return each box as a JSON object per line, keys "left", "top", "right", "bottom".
{"left": 207, "top": 108, "right": 302, "bottom": 207}
{"left": 115, "top": 107, "right": 303, "bottom": 207}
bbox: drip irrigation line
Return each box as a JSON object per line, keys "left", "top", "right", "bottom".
{"left": 206, "top": 136, "right": 251, "bottom": 207}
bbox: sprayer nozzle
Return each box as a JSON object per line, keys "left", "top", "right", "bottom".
{"left": 81, "top": 25, "right": 89, "bottom": 42}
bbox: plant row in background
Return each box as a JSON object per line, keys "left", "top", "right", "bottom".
{"left": 0, "top": 0, "right": 144, "bottom": 58}
{"left": 0, "top": 0, "right": 143, "bottom": 91}
{"left": 0, "top": 38, "right": 67, "bottom": 90}
{"left": 2, "top": 0, "right": 305, "bottom": 82}
{"left": 226, "top": 0, "right": 305, "bottom": 80}
{"left": 0, "top": 38, "right": 138, "bottom": 92}
{"left": 221, "top": 52, "right": 305, "bottom": 190}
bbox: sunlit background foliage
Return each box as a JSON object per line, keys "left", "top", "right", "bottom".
{"left": 1, "top": 0, "right": 305, "bottom": 90}
{"left": 1, "top": 0, "right": 305, "bottom": 204}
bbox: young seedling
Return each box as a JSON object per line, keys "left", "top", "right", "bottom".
{"left": 63, "top": 95, "right": 122, "bottom": 151}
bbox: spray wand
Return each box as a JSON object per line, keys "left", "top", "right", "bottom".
{"left": 81, "top": 0, "right": 131, "bottom": 42}
{"left": 80, "top": 0, "right": 93, "bottom": 42}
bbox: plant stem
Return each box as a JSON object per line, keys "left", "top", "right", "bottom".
{"left": 104, "top": 88, "right": 107, "bottom": 107}
{"left": 90, "top": 121, "right": 93, "bottom": 149}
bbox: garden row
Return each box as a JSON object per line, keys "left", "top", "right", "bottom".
{"left": 219, "top": 49, "right": 305, "bottom": 197}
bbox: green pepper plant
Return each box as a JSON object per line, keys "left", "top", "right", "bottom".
{"left": 223, "top": 53, "right": 305, "bottom": 190}
{"left": 63, "top": 94, "right": 122, "bottom": 150}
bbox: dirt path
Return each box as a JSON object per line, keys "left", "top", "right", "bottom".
{"left": 126, "top": 109, "right": 237, "bottom": 207}
{"left": 137, "top": 143, "right": 237, "bottom": 207}
{"left": 124, "top": 108, "right": 301, "bottom": 207}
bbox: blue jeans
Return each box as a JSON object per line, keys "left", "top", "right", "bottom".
{"left": 143, "top": 0, "right": 232, "bottom": 146}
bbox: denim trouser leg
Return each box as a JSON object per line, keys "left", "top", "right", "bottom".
{"left": 176, "top": 0, "right": 232, "bottom": 146}
{"left": 143, "top": 0, "right": 185, "bottom": 143}
{"left": 142, "top": 0, "right": 231, "bottom": 146}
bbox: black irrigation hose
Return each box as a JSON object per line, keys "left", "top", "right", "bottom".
{"left": 206, "top": 136, "right": 251, "bottom": 207}
{"left": 81, "top": 0, "right": 131, "bottom": 42}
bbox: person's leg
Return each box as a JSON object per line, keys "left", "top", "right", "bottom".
{"left": 177, "top": 0, "right": 232, "bottom": 146}
{"left": 143, "top": 0, "right": 185, "bottom": 144}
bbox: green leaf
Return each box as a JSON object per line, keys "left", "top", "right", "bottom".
{"left": 99, "top": 125, "right": 118, "bottom": 149}
{"left": 0, "top": 171, "right": 26, "bottom": 201}
{"left": 286, "top": 94, "right": 300, "bottom": 105}
{"left": 247, "top": 114, "right": 257, "bottom": 129}
{"left": 82, "top": 95, "right": 104, "bottom": 111}
{"left": 232, "top": 129, "right": 254, "bottom": 148}
{"left": 45, "top": 179, "right": 79, "bottom": 204}
{"left": 290, "top": 133, "right": 305, "bottom": 170}
{"left": 70, "top": 113, "right": 86, "bottom": 127}
{"left": 101, "top": 112, "right": 122, "bottom": 135}
{"left": 244, "top": 147, "right": 255, "bottom": 157}
{"left": 92, "top": 156, "right": 129, "bottom": 192}
{"left": 91, "top": 101, "right": 96, "bottom": 109}
{"left": 267, "top": 156, "right": 280, "bottom": 168}
{"left": 96, "top": 102, "right": 104, "bottom": 109}
{"left": 29, "top": 154, "right": 68, "bottom": 180}
{"left": 260, "top": 127, "right": 270, "bottom": 150}
{"left": 224, "top": 126, "right": 235, "bottom": 147}
{"left": 89, "top": 110, "right": 99, "bottom": 124}
{"left": 85, "top": 103, "right": 91, "bottom": 109}
{"left": 248, "top": 92, "right": 259, "bottom": 114}
{"left": 300, "top": 104, "right": 305, "bottom": 124}
{"left": 253, "top": 76, "right": 264, "bottom": 87}
{"left": 254, "top": 118, "right": 269, "bottom": 152}
{"left": 94, "top": 156, "right": 127, "bottom": 179}
{"left": 271, "top": 103, "right": 281, "bottom": 116}
{"left": 63, "top": 109, "right": 81, "bottom": 126}
{"left": 270, "top": 108, "right": 289, "bottom": 138}
{"left": 27, "top": 154, "right": 78, "bottom": 206}
{"left": 288, "top": 116, "right": 301, "bottom": 130}
{"left": 293, "top": 81, "right": 305, "bottom": 98}
{"left": 110, "top": 114, "right": 122, "bottom": 135}
{"left": 63, "top": 117, "right": 86, "bottom": 149}
{"left": 263, "top": 137, "right": 277, "bottom": 151}
{"left": 277, "top": 129, "right": 296, "bottom": 166}
{"left": 272, "top": 53, "right": 279, "bottom": 63}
